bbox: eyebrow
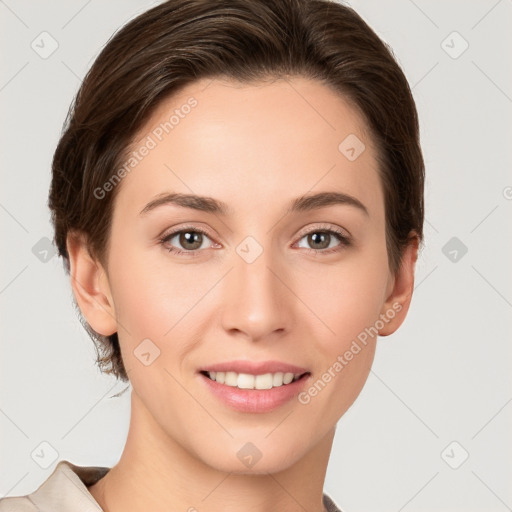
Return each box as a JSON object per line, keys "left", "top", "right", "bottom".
{"left": 139, "top": 191, "right": 369, "bottom": 217}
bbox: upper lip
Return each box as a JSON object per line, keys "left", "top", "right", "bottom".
{"left": 199, "top": 360, "right": 309, "bottom": 375}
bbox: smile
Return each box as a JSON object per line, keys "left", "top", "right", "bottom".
{"left": 201, "top": 370, "right": 308, "bottom": 390}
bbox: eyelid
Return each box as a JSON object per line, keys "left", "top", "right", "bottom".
{"left": 294, "top": 222, "right": 352, "bottom": 242}
{"left": 160, "top": 223, "right": 216, "bottom": 241}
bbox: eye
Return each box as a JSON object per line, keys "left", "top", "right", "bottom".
{"left": 159, "top": 224, "right": 352, "bottom": 257}
{"left": 159, "top": 227, "right": 217, "bottom": 256}
{"left": 295, "top": 226, "right": 352, "bottom": 254}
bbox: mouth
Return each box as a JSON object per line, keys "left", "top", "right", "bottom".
{"left": 198, "top": 364, "right": 312, "bottom": 413}
{"left": 199, "top": 370, "right": 310, "bottom": 390}
{"left": 196, "top": 360, "right": 312, "bottom": 413}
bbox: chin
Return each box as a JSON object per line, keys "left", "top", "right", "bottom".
{"left": 209, "top": 456, "right": 297, "bottom": 476}
{"left": 197, "top": 438, "right": 306, "bottom": 476}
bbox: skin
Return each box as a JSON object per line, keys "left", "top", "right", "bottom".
{"left": 68, "top": 76, "right": 418, "bottom": 512}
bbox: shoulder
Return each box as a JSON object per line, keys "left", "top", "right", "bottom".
{"left": 0, "top": 459, "right": 110, "bottom": 511}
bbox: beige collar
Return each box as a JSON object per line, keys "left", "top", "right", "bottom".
{"left": 28, "top": 460, "right": 109, "bottom": 511}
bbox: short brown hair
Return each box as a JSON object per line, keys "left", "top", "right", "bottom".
{"left": 49, "top": 0, "right": 425, "bottom": 382}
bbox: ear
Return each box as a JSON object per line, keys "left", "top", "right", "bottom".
{"left": 66, "top": 231, "right": 117, "bottom": 336}
{"left": 378, "top": 233, "right": 420, "bottom": 336}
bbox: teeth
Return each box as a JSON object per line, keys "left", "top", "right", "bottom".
{"left": 205, "top": 371, "right": 303, "bottom": 389}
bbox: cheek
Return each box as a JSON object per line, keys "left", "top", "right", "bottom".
{"left": 107, "top": 243, "right": 226, "bottom": 381}
{"left": 294, "top": 258, "right": 386, "bottom": 421}
{"left": 109, "top": 244, "right": 209, "bottom": 334}
{"left": 108, "top": 249, "right": 206, "bottom": 398}
{"left": 294, "top": 246, "right": 389, "bottom": 348}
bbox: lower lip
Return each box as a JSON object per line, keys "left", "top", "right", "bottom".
{"left": 198, "top": 372, "right": 311, "bottom": 413}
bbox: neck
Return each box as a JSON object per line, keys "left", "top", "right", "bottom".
{"left": 88, "top": 390, "right": 334, "bottom": 512}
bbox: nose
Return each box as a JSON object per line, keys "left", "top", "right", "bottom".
{"left": 220, "top": 244, "right": 292, "bottom": 342}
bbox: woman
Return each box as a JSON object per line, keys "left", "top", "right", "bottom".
{"left": 0, "top": 0, "right": 424, "bottom": 510}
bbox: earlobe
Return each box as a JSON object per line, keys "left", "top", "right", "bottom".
{"left": 378, "top": 234, "right": 420, "bottom": 337}
{"left": 66, "top": 231, "right": 117, "bottom": 336}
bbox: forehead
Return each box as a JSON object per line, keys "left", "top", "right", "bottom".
{"left": 115, "top": 76, "right": 383, "bottom": 221}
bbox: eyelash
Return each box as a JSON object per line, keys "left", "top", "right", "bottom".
{"left": 158, "top": 224, "right": 352, "bottom": 258}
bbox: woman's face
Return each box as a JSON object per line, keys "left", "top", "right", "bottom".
{"left": 82, "top": 76, "right": 411, "bottom": 473}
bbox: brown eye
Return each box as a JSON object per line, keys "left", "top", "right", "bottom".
{"left": 160, "top": 228, "right": 214, "bottom": 255}
{"left": 307, "top": 232, "right": 331, "bottom": 250}
{"left": 178, "top": 231, "right": 203, "bottom": 250}
{"left": 296, "top": 228, "right": 351, "bottom": 253}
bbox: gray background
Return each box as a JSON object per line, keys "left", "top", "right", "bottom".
{"left": 1, "top": 1, "right": 511, "bottom": 510}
